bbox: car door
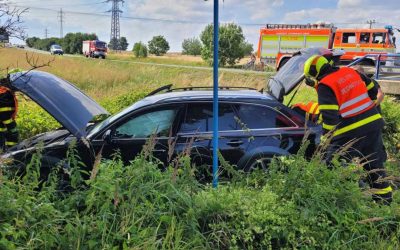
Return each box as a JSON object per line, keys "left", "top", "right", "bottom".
{"left": 175, "top": 102, "right": 248, "bottom": 167}
{"left": 98, "top": 104, "right": 183, "bottom": 165}
{"left": 233, "top": 103, "right": 305, "bottom": 169}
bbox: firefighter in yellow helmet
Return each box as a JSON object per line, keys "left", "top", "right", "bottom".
{"left": 304, "top": 55, "right": 392, "bottom": 204}
{"left": 0, "top": 68, "right": 21, "bottom": 150}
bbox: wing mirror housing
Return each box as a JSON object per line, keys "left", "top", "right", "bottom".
{"left": 102, "top": 129, "right": 113, "bottom": 144}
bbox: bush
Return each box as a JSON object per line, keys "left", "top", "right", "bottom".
{"left": 200, "top": 23, "right": 248, "bottom": 66}
{"left": 132, "top": 42, "right": 148, "bottom": 58}
{"left": 148, "top": 35, "right": 170, "bottom": 56}
{"left": 182, "top": 37, "right": 202, "bottom": 56}
{"left": 1, "top": 143, "right": 399, "bottom": 249}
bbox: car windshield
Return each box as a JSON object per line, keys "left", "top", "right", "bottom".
{"left": 53, "top": 45, "right": 61, "bottom": 49}
{"left": 95, "top": 41, "right": 106, "bottom": 48}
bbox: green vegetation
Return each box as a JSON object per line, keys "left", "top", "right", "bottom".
{"left": 1, "top": 48, "right": 400, "bottom": 248}
{"left": 200, "top": 23, "right": 252, "bottom": 66}
{"left": 182, "top": 37, "right": 202, "bottom": 56}
{"left": 110, "top": 36, "right": 129, "bottom": 51}
{"left": 148, "top": 35, "right": 170, "bottom": 56}
{"left": 132, "top": 41, "right": 148, "bottom": 58}
{"left": 0, "top": 137, "right": 399, "bottom": 249}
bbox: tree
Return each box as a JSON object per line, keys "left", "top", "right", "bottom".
{"left": 0, "top": 1, "right": 27, "bottom": 40}
{"left": 200, "top": 23, "right": 248, "bottom": 66}
{"left": 109, "top": 37, "right": 129, "bottom": 51}
{"left": 132, "top": 42, "right": 148, "bottom": 58}
{"left": 25, "top": 36, "right": 40, "bottom": 48}
{"left": 241, "top": 41, "right": 254, "bottom": 56}
{"left": 182, "top": 37, "right": 202, "bottom": 56}
{"left": 119, "top": 37, "right": 128, "bottom": 51}
{"left": 109, "top": 37, "right": 117, "bottom": 50}
{"left": 62, "top": 32, "right": 98, "bottom": 54}
{"left": 148, "top": 35, "right": 169, "bottom": 56}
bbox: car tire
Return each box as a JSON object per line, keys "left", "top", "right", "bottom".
{"left": 242, "top": 153, "right": 274, "bottom": 172}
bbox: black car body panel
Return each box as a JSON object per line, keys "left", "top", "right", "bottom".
{"left": 10, "top": 71, "right": 109, "bottom": 138}
{"left": 3, "top": 66, "right": 321, "bottom": 174}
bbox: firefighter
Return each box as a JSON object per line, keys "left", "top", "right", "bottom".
{"left": 303, "top": 55, "right": 392, "bottom": 204}
{"left": 291, "top": 101, "right": 320, "bottom": 123}
{"left": 0, "top": 69, "right": 20, "bottom": 151}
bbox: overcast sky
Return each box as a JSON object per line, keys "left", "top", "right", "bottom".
{"left": 7, "top": 0, "right": 400, "bottom": 51}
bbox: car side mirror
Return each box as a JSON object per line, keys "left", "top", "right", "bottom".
{"left": 102, "top": 129, "right": 113, "bottom": 144}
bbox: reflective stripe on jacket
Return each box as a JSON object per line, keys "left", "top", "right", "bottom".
{"left": 319, "top": 67, "right": 374, "bottom": 118}
{"left": 0, "top": 86, "right": 18, "bottom": 119}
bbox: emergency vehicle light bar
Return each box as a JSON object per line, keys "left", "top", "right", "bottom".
{"left": 265, "top": 23, "right": 334, "bottom": 29}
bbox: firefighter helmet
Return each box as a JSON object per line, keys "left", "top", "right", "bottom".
{"left": 304, "top": 55, "right": 330, "bottom": 87}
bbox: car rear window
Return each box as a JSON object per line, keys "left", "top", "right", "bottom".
{"left": 235, "top": 104, "right": 296, "bottom": 129}
{"left": 179, "top": 103, "right": 238, "bottom": 133}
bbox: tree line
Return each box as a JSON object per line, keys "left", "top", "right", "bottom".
{"left": 25, "top": 33, "right": 129, "bottom": 54}
{"left": 25, "top": 23, "right": 253, "bottom": 66}
{"left": 133, "top": 23, "right": 254, "bottom": 67}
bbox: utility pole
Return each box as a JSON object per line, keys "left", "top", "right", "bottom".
{"left": 58, "top": 8, "right": 65, "bottom": 38}
{"left": 367, "top": 19, "right": 376, "bottom": 29}
{"left": 44, "top": 28, "right": 49, "bottom": 39}
{"left": 107, "top": 0, "right": 124, "bottom": 51}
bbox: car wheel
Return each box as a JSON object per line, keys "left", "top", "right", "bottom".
{"left": 243, "top": 153, "right": 274, "bottom": 172}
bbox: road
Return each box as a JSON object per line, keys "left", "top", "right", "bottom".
{"left": 20, "top": 46, "right": 273, "bottom": 76}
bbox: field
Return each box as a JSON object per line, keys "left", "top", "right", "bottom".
{"left": 1, "top": 48, "right": 400, "bottom": 249}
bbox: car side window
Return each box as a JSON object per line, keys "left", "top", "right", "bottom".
{"left": 114, "top": 108, "right": 178, "bottom": 138}
{"left": 235, "top": 104, "right": 295, "bottom": 129}
{"left": 179, "top": 103, "right": 238, "bottom": 133}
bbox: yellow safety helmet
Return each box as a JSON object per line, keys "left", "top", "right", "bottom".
{"left": 303, "top": 55, "right": 330, "bottom": 87}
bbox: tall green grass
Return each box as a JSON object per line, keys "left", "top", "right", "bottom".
{"left": 1, "top": 140, "right": 399, "bottom": 249}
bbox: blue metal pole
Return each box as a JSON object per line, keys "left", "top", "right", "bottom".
{"left": 212, "top": 0, "right": 219, "bottom": 188}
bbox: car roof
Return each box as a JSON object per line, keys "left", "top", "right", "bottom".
{"left": 134, "top": 90, "right": 276, "bottom": 108}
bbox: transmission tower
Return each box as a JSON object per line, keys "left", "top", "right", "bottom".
{"left": 58, "top": 8, "right": 65, "bottom": 38}
{"left": 107, "top": 0, "right": 124, "bottom": 51}
{"left": 44, "top": 28, "right": 49, "bottom": 39}
{"left": 367, "top": 19, "right": 376, "bottom": 29}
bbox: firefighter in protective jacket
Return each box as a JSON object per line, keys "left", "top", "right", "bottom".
{"left": 0, "top": 69, "right": 20, "bottom": 150}
{"left": 303, "top": 55, "right": 392, "bottom": 203}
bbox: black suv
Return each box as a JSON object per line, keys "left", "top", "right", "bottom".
{"left": 2, "top": 48, "right": 327, "bottom": 174}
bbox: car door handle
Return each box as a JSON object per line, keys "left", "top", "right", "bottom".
{"left": 227, "top": 140, "right": 244, "bottom": 147}
{"left": 152, "top": 149, "right": 166, "bottom": 153}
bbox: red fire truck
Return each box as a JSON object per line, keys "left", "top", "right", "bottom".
{"left": 82, "top": 40, "right": 108, "bottom": 59}
{"left": 257, "top": 23, "right": 397, "bottom": 70}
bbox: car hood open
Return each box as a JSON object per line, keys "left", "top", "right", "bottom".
{"left": 10, "top": 71, "right": 109, "bottom": 138}
{"left": 267, "top": 47, "right": 344, "bottom": 102}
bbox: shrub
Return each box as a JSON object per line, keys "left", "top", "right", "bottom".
{"left": 132, "top": 41, "right": 148, "bottom": 58}
{"left": 182, "top": 37, "right": 202, "bottom": 56}
{"left": 1, "top": 141, "right": 399, "bottom": 249}
{"left": 148, "top": 35, "right": 170, "bottom": 56}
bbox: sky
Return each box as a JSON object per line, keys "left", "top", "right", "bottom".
{"left": 6, "top": 0, "right": 400, "bottom": 52}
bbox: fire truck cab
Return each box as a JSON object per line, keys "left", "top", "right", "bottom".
{"left": 333, "top": 26, "right": 396, "bottom": 65}
{"left": 257, "top": 23, "right": 397, "bottom": 70}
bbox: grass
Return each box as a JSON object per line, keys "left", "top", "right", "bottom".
{"left": 107, "top": 51, "right": 210, "bottom": 67}
{"left": 1, "top": 47, "right": 400, "bottom": 249}
{"left": 0, "top": 48, "right": 268, "bottom": 100}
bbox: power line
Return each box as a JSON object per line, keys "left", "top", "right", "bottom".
{"left": 58, "top": 8, "right": 65, "bottom": 38}
{"left": 8, "top": 3, "right": 398, "bottom": 28}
